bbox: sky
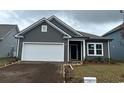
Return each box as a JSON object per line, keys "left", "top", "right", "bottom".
{"left": 0, "top": 10, "right": 123, "bottom": 36}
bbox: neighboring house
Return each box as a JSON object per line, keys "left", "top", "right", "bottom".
{"left": 0, "top": 24, "right": 19, "bottom": 58}
{"left": 103, "top": 23, "right": 124, "bottom": 60}
{"left": 15, "top": 15, "right": 111, "bottom": 62}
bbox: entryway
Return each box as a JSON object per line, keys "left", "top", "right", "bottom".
{"left": 69, "top": 41, "right": 82, "bottom": 61}
{"left": 70, "top": 44, "right": 78, "bottom": 60}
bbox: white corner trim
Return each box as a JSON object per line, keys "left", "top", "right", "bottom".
{"left": 87, "top": 42, "right": 104, "bottom": 56}
{"left": 108, "top": 41, "right": 111, "bottom": 59}
{"left": 83, "top": 40, "right": 86, "bottom": 60}
{"left": 48, "top": 15, "right": 83, "bottom": 36}
{"left": 16, "top": 38, "right": 20, "bottom": 57}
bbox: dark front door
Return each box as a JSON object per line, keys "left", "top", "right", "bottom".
{"left": 70, "top": 44, "right": 78, "bottom": 60}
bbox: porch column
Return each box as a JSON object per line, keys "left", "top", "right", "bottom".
{"left": 81, "top": 41, "right": 83, "bottom": 61}
{"left": 83, "top": 39, "right": 86, "bottom": 60}
{"left": 67, "top": 38, "right": 69, "bottom": 62}
{"left": 16, "top": 38, "right": 20, "bottom": 58}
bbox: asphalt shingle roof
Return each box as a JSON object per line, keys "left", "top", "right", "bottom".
{"left": 77, "top": 31, "right": 111, "bottom": 40}
{"left": 103, "top": 23, "right": 124, "bottom": 36}
{"left": 0, "top": 24, "right": 16, "bottom": 39}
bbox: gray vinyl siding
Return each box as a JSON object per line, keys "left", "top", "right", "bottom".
{"left": 104, "top": 29, "right": 124, "bottom": 60}
{"left": 50, "top": 19, "right": 78, "bottom": 37}
{"left": 85, "top": 40, "right": 108, "bottom": 60}
{"left": 18, "top": 21, "right": 68, "bottom": 61}
{"left": 0, "top": 27, "right": 18, "bottom": 57}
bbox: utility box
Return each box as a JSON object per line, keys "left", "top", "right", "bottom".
{"left": 84, "top": 77, "right": 97, "bottom": 83}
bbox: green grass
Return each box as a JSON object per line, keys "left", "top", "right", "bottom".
{"left": 0, "top": 58, "right": 10, "bottom": 66}
{"left": 72, "top": 63, "right": 124, "bottom": 83}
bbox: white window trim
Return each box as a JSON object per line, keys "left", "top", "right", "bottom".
{"left": 87, "top": 43, "right": 104, "bottom": 56}
{"left": 41, "top": 25, "right": 47, "bottom": 32}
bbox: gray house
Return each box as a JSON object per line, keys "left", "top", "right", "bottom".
{"left": 0, "top": 24, "right": 19, "bottom": 58}
{"left": 103, "top": 23, "right": 124, "bottom": 60}
{"left": 15, "top": 15, "right": 111, "bottom": 62}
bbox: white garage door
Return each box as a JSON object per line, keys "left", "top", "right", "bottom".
{"left": 21, "top": 42, "right": 64, "bottom": 62}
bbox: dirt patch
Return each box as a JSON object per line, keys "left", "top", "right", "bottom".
{"left": 0, "top": 63, "right": 63, "bottom": 83}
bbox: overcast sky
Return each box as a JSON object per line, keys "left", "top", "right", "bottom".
{"left": 0, "top": 10, "right": 123, "bottom": 36}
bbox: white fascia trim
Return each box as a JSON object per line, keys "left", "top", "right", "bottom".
{"left": 63, "top": 36, "right": 72, "bottom": 38}
{"left": 15, "top": 35, "right": 24, "bottom": 38}
{"left": 69, "top": 38, "right": 86, "bottom": 41}
{"left": 87, "top": 43, "right": 104, "bottom": 56}
{"left": 23, "top": 42, "right": 64, "bottom": 45}
{"left": 48, "top": 15, "right": 83, "bottom": 36}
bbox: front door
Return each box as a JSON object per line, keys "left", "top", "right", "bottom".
{"left": 70, "top": 44, "right": 78, "bottom": 60}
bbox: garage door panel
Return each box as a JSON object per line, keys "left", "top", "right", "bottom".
{"left": 22, "top": 43, "right": 64, "bottom": 62}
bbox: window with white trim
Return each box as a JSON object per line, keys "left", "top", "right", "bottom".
{"left": 41, "top": 25, "right": 47, "bottom": 32}
{"left": 87, "top": 43, "right": 103, "bottom": 56}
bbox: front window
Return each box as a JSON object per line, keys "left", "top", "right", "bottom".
{"left": 87, "top": 43, "right": 103, "bottom": 56}
{"left": 41, "top": 25, "right": 47, "bottom": 32}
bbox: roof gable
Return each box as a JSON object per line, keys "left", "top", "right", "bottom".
{"left": 103, "top": 23, "right": 124, "bottom": 37}
{"left": 15, "top": 18, "right": 71, "bottom": 38}
{"left": 48, "top": 15, "right": 83, "bottom": 37}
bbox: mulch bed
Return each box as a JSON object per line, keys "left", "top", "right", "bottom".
{"left": 0, "top": 63, "right": 63, "bottom": 83}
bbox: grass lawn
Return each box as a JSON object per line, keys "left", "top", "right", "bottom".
{"left": 71, "top": 63, "right": 124, "bottom": 83}
{"left": 0, "top": 58, "right": 11, "bottom": 66}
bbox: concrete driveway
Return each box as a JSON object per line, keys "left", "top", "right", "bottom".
{"left": 0, "top": 62, "right": 63, "bottom": 83}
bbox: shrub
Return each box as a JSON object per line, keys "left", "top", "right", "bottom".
{"left": 85, "top": 57, "right": 111, "bottom": 64}
{"left": 8, "top": 57, "right": 18, "bottom": 62}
